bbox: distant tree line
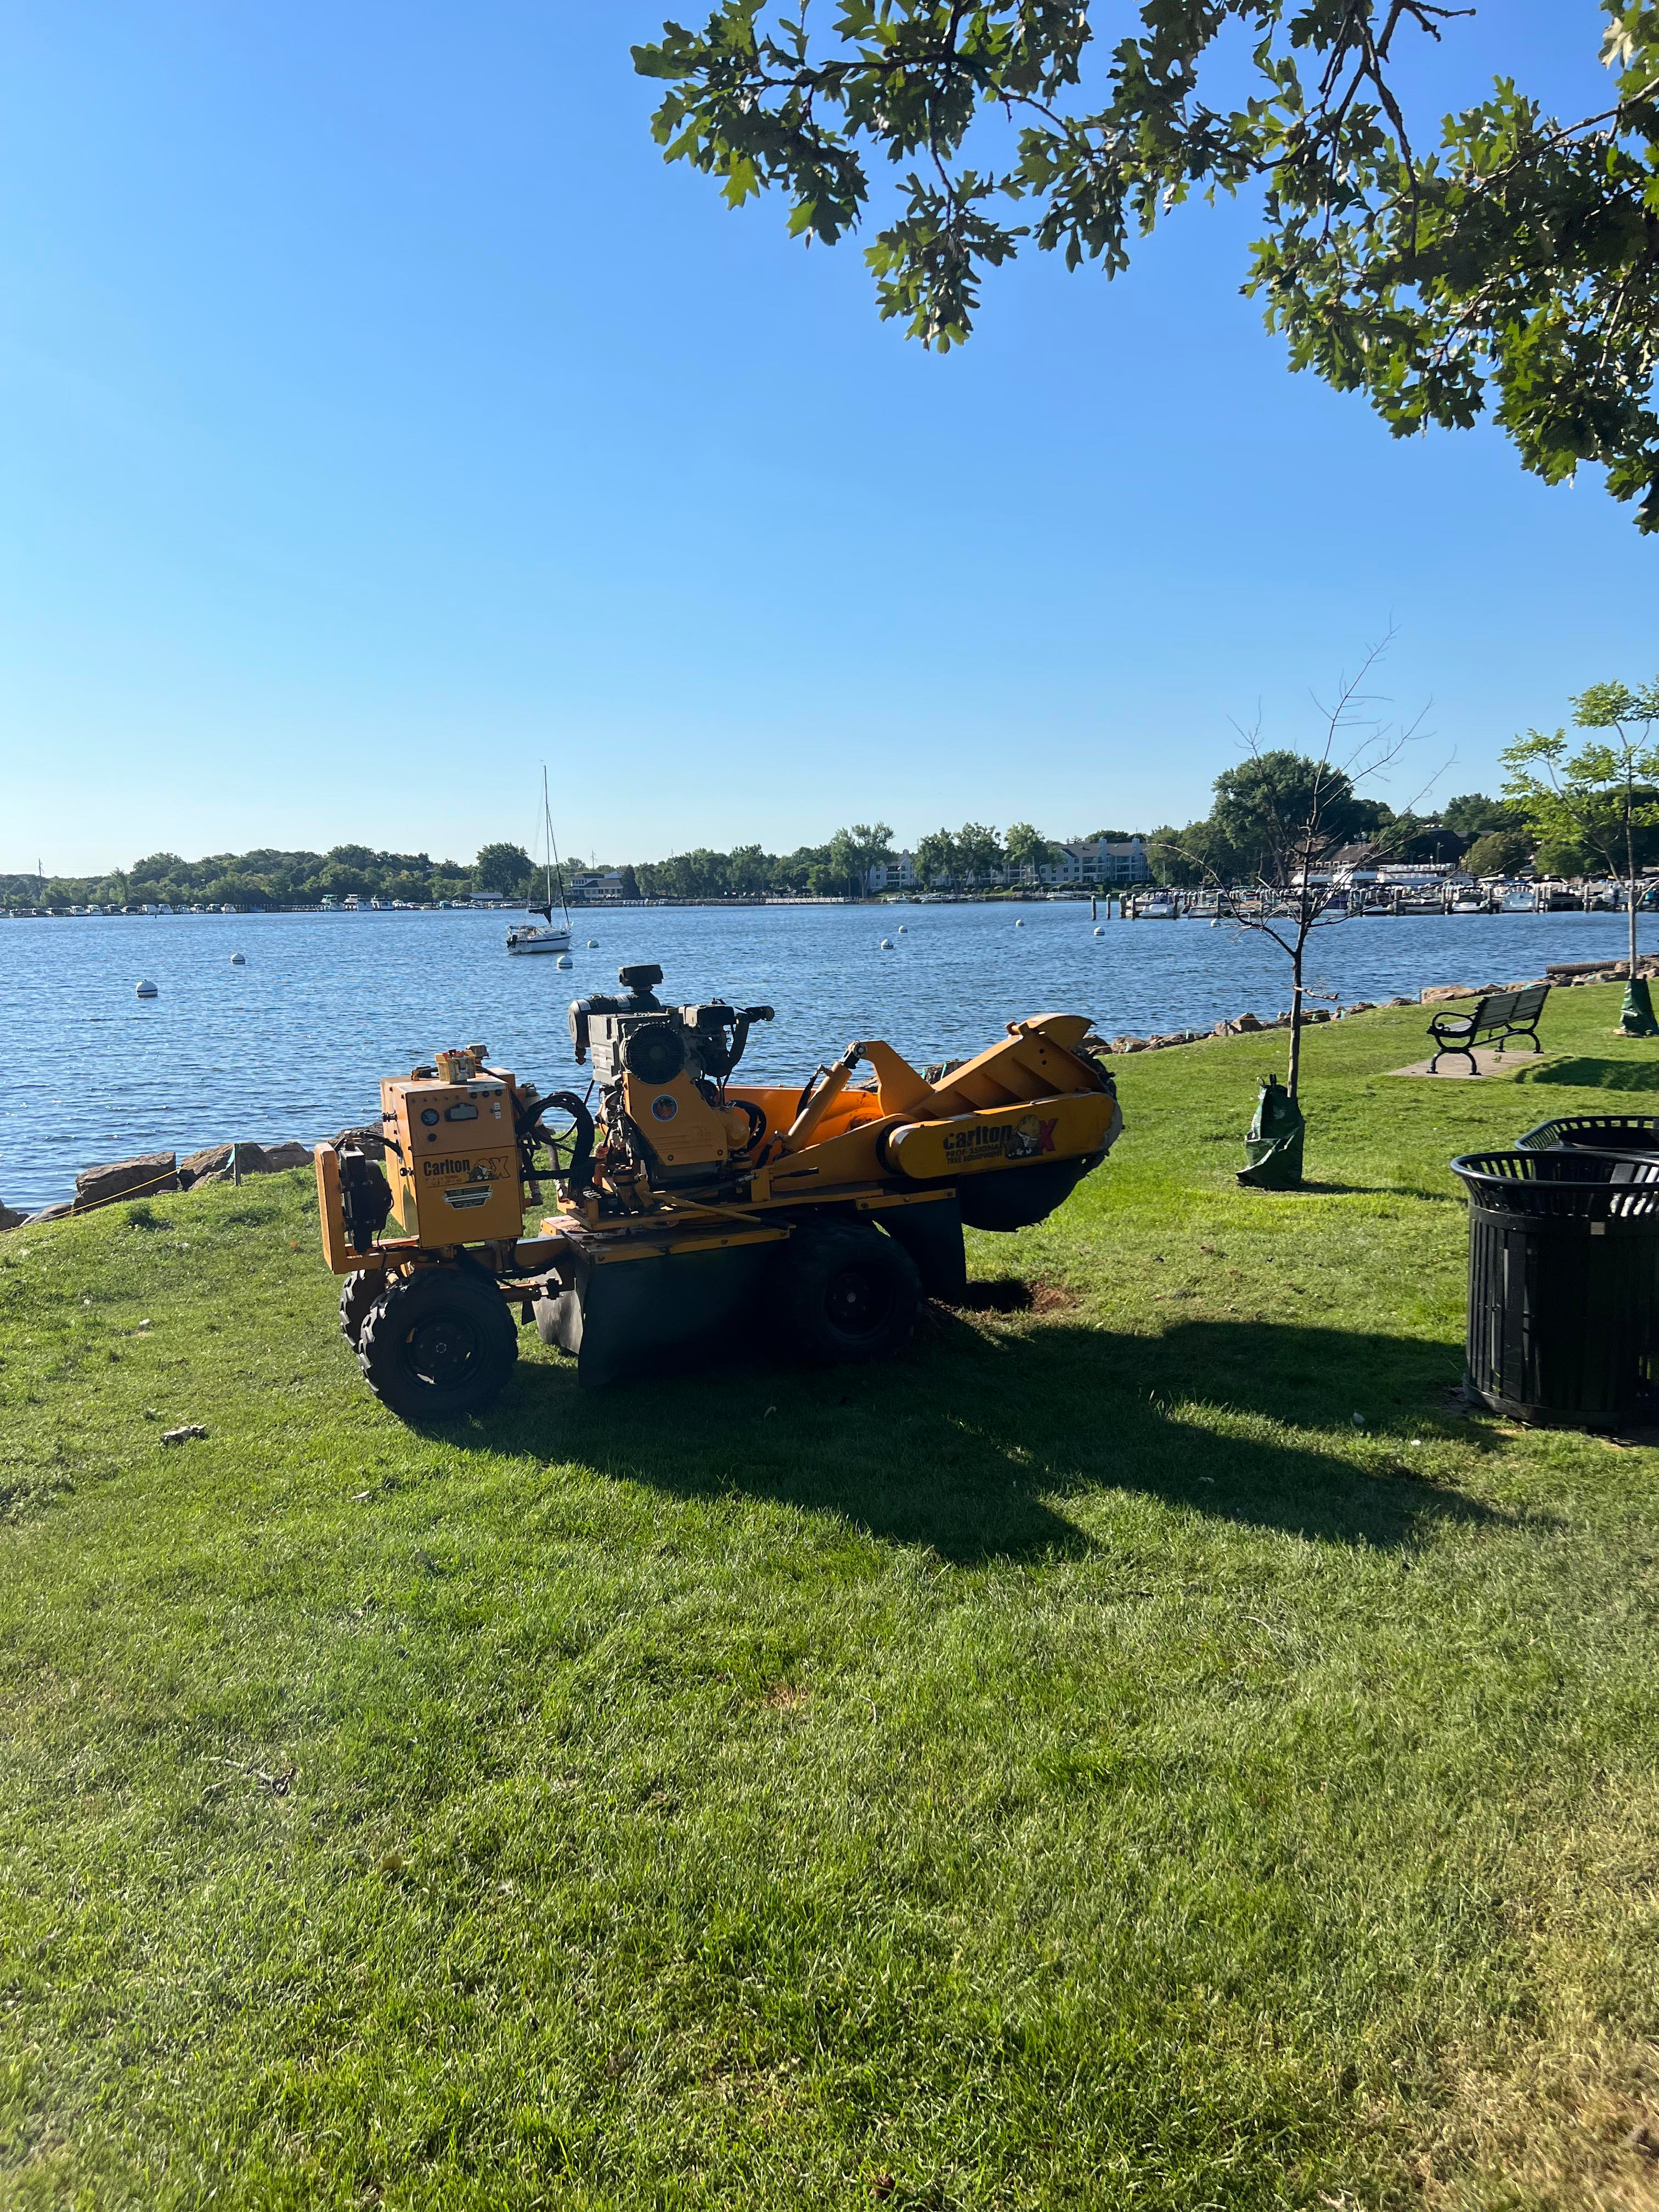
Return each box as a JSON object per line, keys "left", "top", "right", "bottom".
{"left": 0, "top": 845, "right": 486, "bottom": 913}
{"left": 5, "top": 819, "right": 1143, "bottom": 912}
{"left": 29, "top": 777, "right": 1642, "bottom": 915}
{"left": 587, "top": 821, "right": 1140, "bottom": 895}
{"left": 615, "top": 824, "right": 900, "bottom": 901}
{"left": 1, "top": 824, "right": 905, "bottom": 911}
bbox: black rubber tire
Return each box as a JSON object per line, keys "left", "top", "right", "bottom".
{"left": 357, "top": 1265, "right": 517, "bottom": 1420}
{"left": 338, "top": 1271, "right": 385, "bottom": 1350}
{"left": 781, "top": 1220, "right": 920, "bottom": 1366}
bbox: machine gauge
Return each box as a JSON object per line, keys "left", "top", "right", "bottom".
{"left": 420, "top": 1108, "right": 440, "bottom": 1126}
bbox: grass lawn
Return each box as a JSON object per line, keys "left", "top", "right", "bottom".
{"left": 6, "top": 985, "right": 1659, "bottom": 2209}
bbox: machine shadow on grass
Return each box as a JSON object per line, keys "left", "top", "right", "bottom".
{"left": 460, "top": 1305, "right": 1498, "bottom": 1565}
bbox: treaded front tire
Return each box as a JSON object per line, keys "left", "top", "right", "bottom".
{"left": 781, "top": 1220, "right": 920, "bottom": 1367}
{"left": 357, "top": 1265, "right": 516, "bottom": 1420}
{"left": 338, "top": 1271, "right": 384, "bottom": 1350}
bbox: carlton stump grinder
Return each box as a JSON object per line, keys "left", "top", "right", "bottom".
{"left": 313, "top": 964, "right": 1123, "bottom": 1419}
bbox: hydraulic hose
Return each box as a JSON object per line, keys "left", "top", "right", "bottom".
{"left": 522, "top": 1090, "right": 595, "bottom": 1192}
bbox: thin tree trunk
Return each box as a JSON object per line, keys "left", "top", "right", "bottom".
{"left": 1629, "top": 800, "right": 1640, "bottom": 982}
{"left": 1288, "top": 937, "right": 1306, "bottom": 1102}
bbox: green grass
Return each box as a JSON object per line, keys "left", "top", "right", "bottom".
{"left": 5, "top": 988, "right": 1659, "bottom": 2209}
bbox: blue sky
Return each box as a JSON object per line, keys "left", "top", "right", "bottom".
{"left": 2, "top": 2, "right": 1650, "bottom": 875}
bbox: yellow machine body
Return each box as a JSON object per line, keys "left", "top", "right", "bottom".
{"left": 616, "top": 1067, "right": 743, "bottom": 1179}
{"left": 315, "top": 1068, "right": 527, "bottom": 1273}
{"left": 381, "top": 1071, "right": 525, "bottom": 1243}
{"left": 314, "top": 990, "right": 1124, "bottom": 1412}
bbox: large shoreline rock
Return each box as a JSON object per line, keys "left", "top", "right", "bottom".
{"left": 0, "top": 1138, "right": 320, "bottom": 1232}
{"left": 72, "top": 1153, "right": 180, "bottom": 1213}
{"left": 180, "top": 1142, "right": 270, "bottom": 1186}
{"left": 261, "top": 1141, "right": 314, "bottom": 1172}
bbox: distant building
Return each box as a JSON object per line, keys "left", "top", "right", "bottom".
{"left": 1032, "top": 838, "right": 1150, "bottom": 888}
{"left": 577, "top": 871, "right": 633, "bottom": 901}
{"left": 867, "top": 852, "right": 919, "bottom": 891}
{"left": 873, "top": 837, "right": 1150, "bottom": 893}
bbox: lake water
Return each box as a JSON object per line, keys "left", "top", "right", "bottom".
{"left": 3, "top": 902, "right": 1650, "bottom": 1212}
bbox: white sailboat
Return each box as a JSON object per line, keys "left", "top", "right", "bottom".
{"left": 506, "top": 768, "right": 573, "bottom": 955}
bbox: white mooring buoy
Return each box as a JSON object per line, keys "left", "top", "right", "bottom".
{"left": 1093, "top": 926, "right": 1104, "bottom": 936}
{"left": 879, "top": 938, "right": 894, "bottom": 950}
{"left": 896, "top": 925, "right": 907, "bottom": 934}
{"left": 556, "top": 954, "right": 573, "bottom": 969}
{"left": 136, "top": 979, "right": 158, "bottom": 998}
{"left": 586, "top": 938, "right": 598, "bottom": 948}
{"left": 230, "top": 951, "right": 246, "bottom": 965}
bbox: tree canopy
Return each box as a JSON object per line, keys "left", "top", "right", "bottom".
{"left": 1003, "top": 821, "right": 1058, "bottom": 877}
{"left": 475, "top": 842, "right": 536, "bottom": 896}
{"left": 1503, "top": 680, "right": 1659, "bottom": 946}
{"left": 636, "top": 2, "right": 1659, "bottom": 526}
{"left": 914, "top": 821, "right": 1006, "bottom": 887}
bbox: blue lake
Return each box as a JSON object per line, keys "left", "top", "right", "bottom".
{"left": 3, "top": 902, "right": 1651, "bottom": 1211}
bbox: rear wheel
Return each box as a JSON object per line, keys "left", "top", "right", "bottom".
{"left": 781, "top": 1221, "right": 920, "bottom": 1366}
{"left": 338, "top": 1270, "right": 384, "bottom": 1350}
{"left": 357, "top": 1265, "right": 517, "bottom": 1419}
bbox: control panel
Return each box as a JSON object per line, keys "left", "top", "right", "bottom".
{"left": 380, "top": 1070, "right": 524, "bottom": 1244}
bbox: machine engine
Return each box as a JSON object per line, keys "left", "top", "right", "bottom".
{"left": 568, "top": 963, "right": 775, "bottom": 1187}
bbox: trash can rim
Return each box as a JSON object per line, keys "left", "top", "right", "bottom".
{"left": 1451, "top": 1147, "right": 1659, "bottom": 1220}
{"left": 1515, "top": 1113, "right": 1659, "bottom": 1153}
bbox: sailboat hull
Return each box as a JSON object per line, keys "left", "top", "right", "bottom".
{"left": 506, "top": 927, "right": 572, "bottom": 955}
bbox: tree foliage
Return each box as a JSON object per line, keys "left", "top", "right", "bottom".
{"left": 913, "top": 821, "right": 1006, "bottom": 887}
{"left": 629, "top": 822, "right": 894, "bottom": 898}
{"left": 475, "top": 842, "right": 536, "bottom": 896}
{"left": 1442, "top": 791, "right": 1522, "bottom": 840}
{"left": 1503, "top": 678, "right": 1659, "bottom": 970}
{"left": 636, "top": 3, "right": 1659, "bottom": 526}
{"left": 1211, "top": 751, "right": 1372, "bottom": 880}
{"left": 7, "top": 817, "right": 1141, "bottom": 912}
{"left": 1462, "top": 826, "right": 1533, "bottom": 878}
{"left": 1, "top": 845, "right": 480, "bottom": 913}
{"left": 1003, "top": 820, "right": 1057, "bottom": 878}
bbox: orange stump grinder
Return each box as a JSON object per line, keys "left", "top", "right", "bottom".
{"left": 314, "top": 965, "right": 1122, "bottom": 1418}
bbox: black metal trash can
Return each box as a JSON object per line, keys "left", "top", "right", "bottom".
{"left": 1515, "top": 1113, "right": 1659, "bottom": 1155}
{"left": 1451, "top": 1149, "right": 1659, "bottom": 1427}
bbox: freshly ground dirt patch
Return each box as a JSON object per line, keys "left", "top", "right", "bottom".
{"left": 952, "top": 1277, "right": 1080, "bottom": 1315}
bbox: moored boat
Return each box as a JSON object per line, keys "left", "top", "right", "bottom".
{"left": 507, "top": 768, "right": 573, "bottom": 956}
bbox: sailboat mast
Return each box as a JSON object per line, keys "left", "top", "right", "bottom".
{"left": 541, "top": 766, "right": 554, "bottom": 917}
{"left": 543, "top": 766, "right": 570, "bottom": 928}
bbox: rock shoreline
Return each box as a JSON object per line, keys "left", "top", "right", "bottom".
{"left": 1101, "top": 959, "right": 1648, "bottom": 1057}
{"left": 1, "top": 1139, "right": 316, "bottom": 1232}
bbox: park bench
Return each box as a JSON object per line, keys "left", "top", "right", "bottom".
{"left": 1428, "top": 983, "right": 1550, "bottom": 1074}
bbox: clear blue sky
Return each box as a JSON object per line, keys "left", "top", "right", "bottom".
{"left": 1, "top": 2, "right": 1649, "bottom": 876}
